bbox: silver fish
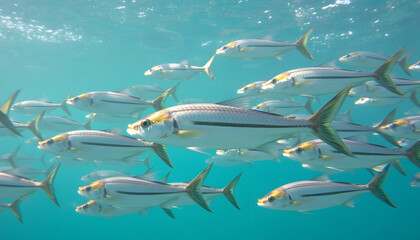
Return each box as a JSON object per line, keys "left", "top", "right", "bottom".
{"left": 379, "top": 116, "right": 420, "bottom": 140}
{"left": 11, "top": 97, "right": 71, "bottom": 116}
{"left": 252, "top": 98, "right": 314, "bottom": 115}
{"left": 81, "top": 169, "right": 156, "bottom": 182}
{"left": 75, "top": 200, "right": 144, "bottom": 218}
{"left": 257, "top": 165, "right": 395, "bottom": 212}
{"left": 409, "top": 60, "right": 420, "bottom": 72}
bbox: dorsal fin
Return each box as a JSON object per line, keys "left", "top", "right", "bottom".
{"left": 311, "top": 174, "right": 330, "bottom": 181}
{"left": 259, "top": 35, "right": 273, "bottom": 41}
{"left": 179, "top": 60, "right": 189, "bottom": 65}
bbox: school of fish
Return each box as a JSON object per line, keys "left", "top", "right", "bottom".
{"left": 1, "top": 28, "right": 420, "bottom": 222}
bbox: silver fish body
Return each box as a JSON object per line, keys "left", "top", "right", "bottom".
{"left": 379, "top": 116, "right": 420, "bottom": 139}
{"left": 409, "top": 61, "right": 420, "bottom": 72}
{"left": 11, "top": 100, "right": 69, "bottom": 115}
{"left": 39, "top": 116, "right": 90, "bottom": 132}
{"left": 118, "top": 85, "right": 165, "bottom": 100}
{"left": 349, "top": 79, "right": 420, "bottom": 98}
{"left": 75, "top": 200, "right": 144, "bottom": 218}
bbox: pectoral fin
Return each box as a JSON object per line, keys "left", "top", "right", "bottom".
{"left": 162, "top": 70, "right": 173, "bottom": 73}
{"left": 175, "top": 130, "right": 205, "bottom": 139}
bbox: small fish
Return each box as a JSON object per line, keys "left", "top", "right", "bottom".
{"left": 257, "top": 164, "right": 396, "bottom": 212}
{"left": 76, "top": 200, "right": 144, "bottom": 218}
{"left": 117, "top": 83, "right": 180, "bottom": 102}
{"left": 127, "top": 88, "right": 354, "bottom": 158}
{"left": 252, "top": 98, "right": 314, "bottom": 115}
{"left": 38, "top": 115, "right": 94, "bottom": 132}
{"left": 81, "top": 169, "right": 156, "bottom": 182}
{"left": 349, "top": 79, "right": 420, "bottom": 98}
{"left": 237, "top": 81, "right": 266, "bottom": 96}
{"left": 145, "top": 56, "right": 215, "bottom": 80}
{"left": 78, "top": 164, "right": 215, "bottom": 212}
{"left": 0, "top": 164, "right": 54, "bottom": 179}
{"left": 216, "top": 28, "right": 313, "bottom": 60}
{"left": 85, "top": 113, "right": 137, "bottom": 124}
{"left": 379, "top": 116, "right": 420, "bottom": 140}
{"left": 0, "top": 199, "right": 22, "bottom": 223}
{"left": 409, "top": 61, "right": 420, "bottom": 72}
{"left": 354, "top": 97, "right": 405, "bottom": 107}
{"left": 49, "top": 156, "right": 90, "bottom": 167}
{"left": 261, "top": 48, "right": 406, "bottom": 96}
{"left": 67, "top": 86, "right": 175, "bottom": 116}
{"left": 0, "top": 146, "right": 46, "bottom": 168}
{"left": 11, "top": 97, "right": 71, "bottom": 116}
{"left": 283, "top": 139, "right": 420, "bottom": 171}
{"left": 339, "top": 51, "right": 411, "bottom": 76}
{"left": 216, "top": 149, "right": 279, "bottom": 162}
{"left": 205, "top": 155, "right": 251, "bottom": 167}
{"left": 38, "top": 130, "right": 172, "bottom": 168}
{"left": 0, "top": 163, "right": 60, "bottom": 206}
{"left": 0, "top": 111, "right": 44, "bottom": 140}
{"left": 410, "top": 172, "right": 420, "bottom": 187}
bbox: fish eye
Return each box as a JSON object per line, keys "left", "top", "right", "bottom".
{"left": 86, "top": 186, "right": 92, "bottom": 192}
{"left": 46, "top": 139, "right": 54, "bottom": 145}
{"left": 390, "top": 123, "right": 398, "bottom": 129}
{"left": 141, "top": 119, "right": 151, "bottom": 128}
{"left": 243, "top": 87, "right": 248, "bottom": 91}
{"left": 295, "top": 147, "right": 303, "bottom": 154}
{"left": 267, "top": 196, "right": 275, "bottom": 203}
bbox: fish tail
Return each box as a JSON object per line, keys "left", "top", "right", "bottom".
{"left": 40, "top": 163, "right": 61, "bottom": 207}
{"left": 375, "top": 108, "right": 400, "bottom": 147}
{"left": 406, "top": 141, "right": 420, "bottom": 167}
{"left": 367, "top": 164, "right": 397, "bottom": 208}
{"left": 27, "top": 110, "right": 45, "bottom": 141}
{"left": 168, "top": 82, "right": 181, "bottom": 103}
{"left": 373, "top": 47, "right": 405, "bottom": 95}
{"left": 141, "top": 153, "right": 152, "bottom": 170}
{"left": 152, "top": 143, "right": 173, "bottom": 168}
{"left": 0, "top": 90, "right": 22, "bottom": 137}
{"left": 83, "top": 115, "right": 95, "bottom": 130}
{"left": 308, "top": 87, "right": 354, "bottom": 157}
{"left": 409, "top": 88, "right": 420, "bottom": 107}
{"left": 186, "top": 163, "right": 213, "bottom": 212}
{"left": 60, "top": 96, "right": 72, "bottom": 116}
{"left": 295, "top": 27, "right": 314, "bottom": 60}
{"left": 6, "top": 146, "right": 21, "bottom": 168}
{"left": 202, "top": 55, "right": 216, "bottom": 80}
{"left": 222, "top": 173, "right": 242, "bottom": 210}
{"left": 1, "top": 89, "right": 20, "bottom": 115}
{"left": 9, "top": 199, "right": 23, "bottom": 224}
{"left": 152, "top": 86, "right": 172, "bottom": 111}
{"left": 398, "top": 51, "right": 412, "bottom": 77}
{"left": 304, "top": 97, "right": 315, "bottom": 114}
{"left": 392, "top": 160, "right": 407, "bottom": 176}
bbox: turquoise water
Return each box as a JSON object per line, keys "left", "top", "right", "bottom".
{"left": 1, "top": 0, "right": 420, "bottom": 239}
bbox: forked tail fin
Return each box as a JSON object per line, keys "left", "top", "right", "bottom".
{"left": 222, "top": 173, "right": 242, "bottom": 210}
{"left": 295, "top": 28, "right": 314, "bottom": 60}
{"left": 40, "top": 163, "right": 61, "bottom": 207}
{"left": 373, "top": 48, "right": 405, "bottom": 95}
{"left": 367, "top": 164, "right": 396, "bottom": 208}
{"left": 186, "top": 163, "right": 213, "bottom": 212}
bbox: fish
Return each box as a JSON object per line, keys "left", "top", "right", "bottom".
{"left": 0, "top": 163, "right": 60, "bottom": 206}
{"left": 252, "top": 98, "right": 314, "bottom": 115}
{"left": 339, "top": 51, "right": 411, "bottom": 76}
{"left": 85, "top": 113, "right": 137, "bottom": 124}
{"left": 216, "top": 28, "right": 314, "bottom": 60}
{"left": 49, "top": 156, "right": 90, "bottom": 167}
{"left": 205, "top": 155, "right": 251, "bottom": 167}
{"left": 0, "top": 90, "right": 24, "bottom": 137}
{"left": 127, "top": 87, "right": 354, "bottom": 158}
{"left": 75, "top": 200, "right": 145, "bottom": 218}
{"left": 144, "top": 56, "right": 215, "bottom": 80}
{"left": 0, "top": 146, "right": 46, "bottom": 168}
{"left": 409, "top": 60, "right": 420, "bottom": 72}
{"left": 38, "top": 115, "right": 94, "bottom": 132}
{"left": 354, "top": 97, "right": 406, "bottom": 107}
{"left": 0, "top": 111, "right": 44, "bottom": 140}
{"left": 81, "top": 169, "right": 156, "bottom": 182}
{"left": 37, "top": 130, "right": 172, "bottom": 168}
{"left": 0, "top": 164, "right": 55, "bottom": 179}
{"left": 257, "top": 164, "right": 396, "bottom": 212}
{"left": 117, "top": 83, "right": 180, "bottom": 102}
{"left": 349, "top": 79, "right": 420, "bottom": 98}
{"left": 261, "top": 48, "right": 406, "bottom": 96}
{"left": 0, "top": 199, "right": 22, "bottom": 223}
{"left": 237, "top": 81, "right": 266, "bottom": 96}
{"left": 410, "top": 172, "right": 420, "bottom": 187}
{"left": 11, "top": 96, "right": 71, "bottom": 116}
{"left": 67, "top": 85, "right": 176, "bottom": 115}
{"left": 379, "top": 116, "right": 420, "bottom": 140}
{"left": 78, "top": 164, "right": 215, "bottom": 212}
{"left": 215, "top": 149, "right": 279, "bottom": 163}
{"left": 282, "top": 139, "right": 420, "bottom": 171}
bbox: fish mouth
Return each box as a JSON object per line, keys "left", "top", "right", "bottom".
{"left": 126, "top": 127, "right": 141, "bottom": 138}
{"left": 144, "top": 71, "right": 151, "bottom": 76}
{"left": 257, "top": 199, "right": 265, "bottom": 207}
{"left": 66, "top": 99, "right": 74, "bottom": 105}
{"left": 261, "top": 82, "right": 274, "bottom": 90}
{"left": 237, "top": 89, "right": 244, "bottom": 94}
{"left": 282, "top": 151, "right": 292, "bottom": 158}
{"left": 216, "top": 48, "right": 225, "bottom": 55}
{"left": 339, "top": 56, "right": 346, "bottom": 61}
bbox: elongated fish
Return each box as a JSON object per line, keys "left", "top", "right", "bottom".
{"left": 67, "top": 85, "right": 176, "bottom": 115}
{"left": 76, "top": 200, "right": 144, "bottom": 218}
{"left": 78, "top": 164, "right": 215, "bottom": 212}
{"left": 0, "top": 164, "right": 54, "bottom": 179}
{"left": 252, "top": 98, "right": 314, "bottom": 115}
{"left": 215, "top": 149, "right": 279, "bottom": 163}
{"left": 81, "top": 169, "right": 156, "bottom": 182}
{"left": 38, "top": 115, "right": 94, "bottom": 132}
{"left": 145, "top": 56, "right": 215, "bottom": 80}
{"left": 339, "top": 51, "right": 411, "bottom": 76}
{"left": 127, "top": 88, "right": 354, "bottom": 158}
{"left": 117, "top": 85, "right": 166, "bottom": 100}
{"left": 0, "top": 199, "right": 22, "bottom": 223}
{"left": 0, "top": 146, "right": 46, "bottom": 168}
{"left": 283, "top": 139, "right": 420, "bottom": 170}
{"left": 216, "top": 28, "right": 313, "bottom": 60}
{"left": 37, "top": 130, "right": 172, "bottom": 168}
{"left": 85, "top": 113, "right": 137, "bottom": 124}
{"left": 349, "top": 79, "right": 420, "bottom": 98}
{"left": 379, "top": 116, "right": 420, "bottom": 140}
{"left": 262, "top": 48, "right": 406, "bottom": 96}
{"left": 409, "top": 61, "right": 420, "bottom": 72}
{"left": 257, "top": 164, "right": 396, "bottom": 212}
{"left": 11, "top": 96, "right": 71, "bottom": 115}
{"left": 0, "top": 163, "right": 60, "bottom": 206}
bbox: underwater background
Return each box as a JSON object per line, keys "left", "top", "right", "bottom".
{"left": 1, "top": 0, "right": 420, "bottom": 239}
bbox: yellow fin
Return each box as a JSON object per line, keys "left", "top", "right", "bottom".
{"left": 240, "top": 47, "right": 253, "bottom": 52}
{"left": 162, "top": 70, "right": 173, "bottom": 73}
{"left": 320, "top": 155, "right": 340, "bottom": 161}
{"left": 292, "top": 200, "right": 308, "bottom": 206}
{"left": 294, "top": 80, "right": 312, "bottom": 87}
{"left": 175, "top": 130, "right": 204, "bottom": 139}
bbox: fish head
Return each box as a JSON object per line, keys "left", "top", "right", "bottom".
{"left": 252, "top": 102, "right": 269, "bottom": 112}
{"left": 67, "top": 93, "right": 92, "bottom": 109}
{"left": 348, "top": 84, "right": 367, "bottom": 97}
{"left": 10, "top": 102, "right": 23, "bottom": 112}
{"left": 261, "top": 73, "right": 293, "bottom": 92}
{"left": 257, "top": 187, "right": 291, "bottom": 210}
{"left": 38, "top": 133, "right": 70, "bottom": 153}
{"left": 75, "top": 200, "right": 101, "bottom": 216}
{"left": 216, "top": 41, "right": 240, "bottom": 56}
{"left": 410, "top": 172, "right": 420, "bottom": 187}
{"left": 339, "top": 52, "right": 360, "bottom": 64}
{"left": 237, "top": 82, "right": 261, "bottom": 95}
{"left": 379, "top": 118, "right": 413, "bottom": 137}
{"left": 282, "top": 142, "right": 319, "bottom": 162}
{"left": 144, "top": 66, "right": 163, "bottom": 78}
{"left": 127, "top": 109, "right": 174, "bottom": 141}
{"left": 78, "top": 181, "right": 106, "bottom": 200}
